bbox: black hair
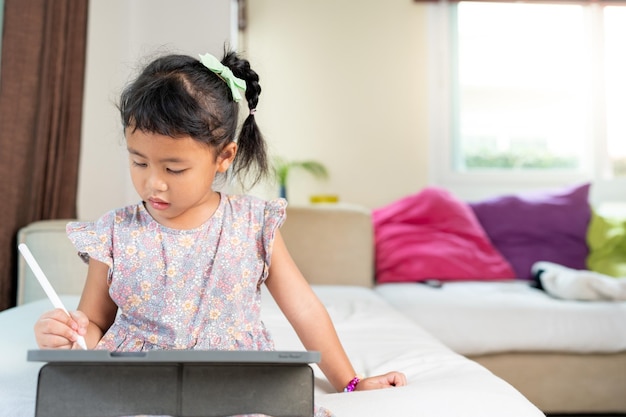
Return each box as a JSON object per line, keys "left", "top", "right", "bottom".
{"left": 118, "top": 49, "right": 268, "bottom": 188}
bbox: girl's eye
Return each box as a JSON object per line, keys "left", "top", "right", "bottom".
{"left": 167, "top": 168, "right": 186, "bottom": 175}
{"left": 132, "top": 161, "right": 147, "bottom": 168}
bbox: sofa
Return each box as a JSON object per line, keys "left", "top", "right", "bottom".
{"left": 280, "top": 183, "right": 626, "bottom": 415}
{"left": 1, "top": 211, "right": 547, "bottom": 417}
{"left": 2, "top": 183, "right": 624, "bottom": 415}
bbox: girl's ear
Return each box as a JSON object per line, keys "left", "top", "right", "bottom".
{"left": 216, "top": 142, "right": 238, "bottom": 173}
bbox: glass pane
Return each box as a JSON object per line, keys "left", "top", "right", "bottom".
{"left": 604, "top": 7, "right": 626, "bottom": 178}
{"left": 454, "top": 2, "right": 589, "bottom": 171}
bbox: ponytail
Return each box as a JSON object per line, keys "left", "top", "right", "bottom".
{"left": 222, "top": 50, "right": 268, "bottom": 188}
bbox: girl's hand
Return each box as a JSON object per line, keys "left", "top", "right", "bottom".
{"left": 355, "top": 372, "right": 407, "bottom": 391}
{"left": 34, "top": 308, "right": 89, "bottom": 349}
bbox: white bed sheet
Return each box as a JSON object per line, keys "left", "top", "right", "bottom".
{"left": 0, "top": 286, "right": 543, "bottom": 417}
{"left": 375, "top": 281, "right": 626, "bottom": 356}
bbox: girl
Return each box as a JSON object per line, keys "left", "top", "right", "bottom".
{"left": 34, "top": 50, "right": 406, "bottom": 416}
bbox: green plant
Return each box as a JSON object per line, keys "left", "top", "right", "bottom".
{"left": 463, "top": 149, "right": 578, "bottom": 170}
{"left": 273, "top": 156, "right": 329, "bottom": 200}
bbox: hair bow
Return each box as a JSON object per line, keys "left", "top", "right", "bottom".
{"left": 199, "top": 53, "right": 247, "bottom": 103}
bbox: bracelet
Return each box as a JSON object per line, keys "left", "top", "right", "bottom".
{"left": 343, "top": 376, "right": 361, "bottom": 392}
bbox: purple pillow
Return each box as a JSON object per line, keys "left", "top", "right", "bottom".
{"left": 469, "top": 183, "right": 591, "bottom": 279}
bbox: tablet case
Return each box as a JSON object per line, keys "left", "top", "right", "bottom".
{"left": 28, "top": 350, "right": 320, "bottom": 417}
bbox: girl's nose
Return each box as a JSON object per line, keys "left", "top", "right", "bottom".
{"left": 149, "top": 173, "right": 168, "bottom": 192}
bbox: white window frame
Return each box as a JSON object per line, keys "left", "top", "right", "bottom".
{"left": 426, "top": 1, "right": 626, "bottom": 204}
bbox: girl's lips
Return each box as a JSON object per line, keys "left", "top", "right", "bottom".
{"left": 148, "top": 198, "right": 170, "bottom": 211}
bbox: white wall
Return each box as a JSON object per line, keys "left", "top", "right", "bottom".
{"left": 78, "top": 0, "right": 235, "bottom": 220}
{"left": 78, "top": 0, "right": 429, "bottom": 218}
{"left": 243, "top": 0, "right": 430, "bottom": 208}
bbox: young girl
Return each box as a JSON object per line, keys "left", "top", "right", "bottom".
{"left": 33, "top": 50, "right": 406, "bottom": 416}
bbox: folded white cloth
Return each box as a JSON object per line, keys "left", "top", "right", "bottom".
{"left": 532, "top": 261, "right": 626, "bottom": 301}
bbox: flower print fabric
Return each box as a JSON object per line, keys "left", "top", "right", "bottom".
{"left": 66, "top": 193, "right": 336, "bottom": 417}
{"left": 66, "top": 193, "right": 285, "bottom": 352}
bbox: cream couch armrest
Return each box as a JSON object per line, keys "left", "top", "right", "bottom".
{"left": 17, "top": 220, "right": 87, "bottom": 305}
{"left": 281, "top": 204, "right": 374, "bottom": 287}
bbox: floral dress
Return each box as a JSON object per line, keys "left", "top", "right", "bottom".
{"left": 67, "top": 193, "right": 334, "bottom": 417}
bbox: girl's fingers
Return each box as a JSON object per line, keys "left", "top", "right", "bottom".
{"left": 34, "top": 309, "right": 82, "bottom": 349}
{"left": 356, "top": 372, "right": 408, "bottom": 391}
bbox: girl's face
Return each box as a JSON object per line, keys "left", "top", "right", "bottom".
{"left": 126, "top": 129, "right": 236, "bottom": 229}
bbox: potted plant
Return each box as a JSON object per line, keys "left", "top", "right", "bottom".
{"left": 273, "top": 156, "right": 329, "bottom": 200}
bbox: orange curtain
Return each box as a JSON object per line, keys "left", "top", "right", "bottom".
{"left": 0, "top": 0, "right": 88, "bottom": 310}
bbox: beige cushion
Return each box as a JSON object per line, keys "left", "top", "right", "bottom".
{"left": 281, "top": 205, "right": 374, "bottom": 287}
{"left": 17, "top": 219, "right": 86, "bottom": 305}
{"left": 15, "top": 204, "right": 375, "bottom": 304}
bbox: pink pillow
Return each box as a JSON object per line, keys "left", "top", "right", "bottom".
{"left": 373, "top": 187, "right": 515, "bottom": 283}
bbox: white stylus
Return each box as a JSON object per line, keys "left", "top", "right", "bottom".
{"left": 18, "top": 243, "right": 88, "bottom": 350}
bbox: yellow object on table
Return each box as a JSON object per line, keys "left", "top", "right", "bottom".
{"left": 310, "top": 194, "right": 339, "bottom": 204}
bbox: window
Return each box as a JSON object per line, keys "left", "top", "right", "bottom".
{"left": 428, "top": 1, "right": 626, "bottom": 199}
{"left": 604, "top": 7, "right": 626, "bottom": 177}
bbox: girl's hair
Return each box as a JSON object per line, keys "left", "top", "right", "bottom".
{"left": 119, "top": 49, "right": 268, "bottom": 188}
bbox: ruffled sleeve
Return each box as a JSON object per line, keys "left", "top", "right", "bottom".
{"left": 261, "top": 198, "right": 288, "bottom": 268}
{"left": 66, "top": 210, "right": 116, "bottom": 270}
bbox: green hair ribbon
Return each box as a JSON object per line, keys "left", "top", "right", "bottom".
{"left": 199, "top": 53, "right": 247, "bottom": 103}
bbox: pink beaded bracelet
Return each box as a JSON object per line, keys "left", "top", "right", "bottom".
{"left": 343, "top": 376, "right": 361, "bottom": 392}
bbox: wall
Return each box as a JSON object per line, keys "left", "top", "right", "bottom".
{"left": 78, "top": 0, "right": 235, "bottom": 220}
{"left": 77, "top": 1, "right": 621, "bottom": 219}
{"left": 78, "top": 0, "right": 429, "bottom": 218}
{"left": 243, "top": 0, "right": 430, "bottom": 208}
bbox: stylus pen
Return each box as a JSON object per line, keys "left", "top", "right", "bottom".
{"left": 18, "top": 243, "right": 88, "bottom": 350}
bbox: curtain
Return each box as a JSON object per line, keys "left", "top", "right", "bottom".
{"left": 0, "top": 0, "right": 88, "bottom": 311}
{"left": 0, "top": 1, "right": 4, "bottom": 68}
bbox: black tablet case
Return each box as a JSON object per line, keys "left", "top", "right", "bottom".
{"left": 28, "top": 350, "right": 320, "bottom": 417}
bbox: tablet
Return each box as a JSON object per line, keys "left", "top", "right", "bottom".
{"left": 28, "top": 349, "right": 318, "bottom": 416}
{"left": 27, "top": 349, "right": 321, "bottom": 364}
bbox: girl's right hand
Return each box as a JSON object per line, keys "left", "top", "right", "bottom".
{"left": 34, "top": 308, "right": 88, "bottom": 349}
